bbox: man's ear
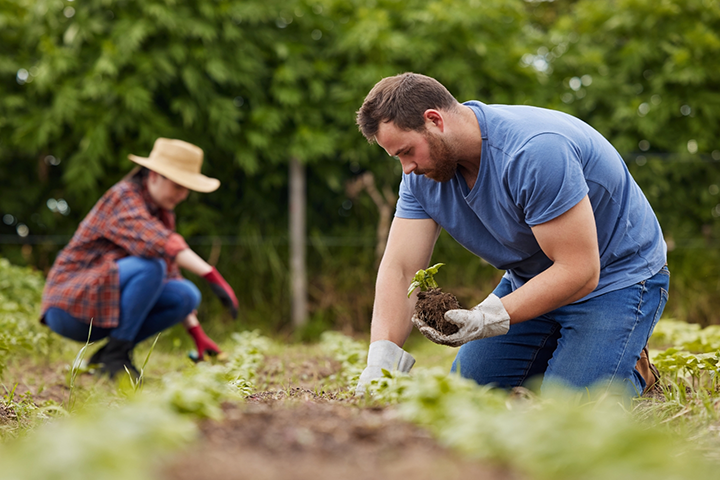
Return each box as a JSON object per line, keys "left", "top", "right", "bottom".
{"left": 423, "top": 109, "right": 444, "bottom": 132}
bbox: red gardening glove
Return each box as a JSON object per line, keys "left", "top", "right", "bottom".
{"left": 203, "top": 267, "right": 238, "bottom": 319}
{"left": 187, "top": 324, "right": 221, "bottom": 361}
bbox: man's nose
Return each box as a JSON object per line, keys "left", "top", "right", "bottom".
{"left": 401, "top": 159, "right": 417, "bottom": 175}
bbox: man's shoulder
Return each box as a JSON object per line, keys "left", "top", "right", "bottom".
{"left": 478, "top": 105, "right": 584, "bottom": 156}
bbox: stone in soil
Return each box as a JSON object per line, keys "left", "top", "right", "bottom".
{"left": 415, "top": 288, "right": 461, "bottom": 336}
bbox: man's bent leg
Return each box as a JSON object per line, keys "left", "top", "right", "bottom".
{"left": 542, "top": 266, "right": 670, "bottom": 397}
{"left": 451, "top": 278, "right": 561, "bottom": 389}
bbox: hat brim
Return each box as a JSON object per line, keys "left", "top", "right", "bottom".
{"left": 128, "top": 155, "right": 220, "bottom": 193}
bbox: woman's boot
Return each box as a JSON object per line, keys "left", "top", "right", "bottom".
{"left": 97, "top": 337, "right": 140, "bottom": 379}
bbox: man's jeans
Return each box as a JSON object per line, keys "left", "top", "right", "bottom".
{"left": 46, "top": 256, "right": 200, "bottom": 345}
{"left": 451, "top": 266, "right": 670, "bottom": 397}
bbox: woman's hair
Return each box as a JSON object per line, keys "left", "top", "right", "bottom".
{"left": 127, "top": 166, "right": 150, "bottom": 186}
{"left": 356, "top": 72, "right": 458, "bottom": 143}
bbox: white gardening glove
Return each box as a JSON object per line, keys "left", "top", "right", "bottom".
{"left": 355, "top": 340, "right": 415, "bottom": 396}
{"left": 412, "top": 294, "right": 510, "bottom": 347}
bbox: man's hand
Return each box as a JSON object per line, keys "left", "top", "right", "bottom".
{"left": 186, "top": 324, "right": 221, "bottom": 361}
{"left": 412, "top": 294, "right": 510, "bottom": 347}
{"left": 355, "top": 340, "right": 416, "bottom": 396}
{"left": 203, "top": 267, "right": 239, "bottom": 318}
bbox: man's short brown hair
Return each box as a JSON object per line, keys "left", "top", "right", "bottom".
{"left": 356, "top": 72, "right": 458, "bottom": 143}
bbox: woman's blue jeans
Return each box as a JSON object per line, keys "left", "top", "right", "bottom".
{"left": 451, "top": 266, "right": 670, "bottom": 397}
{"left": 45, "top": 256, "right": 200, "bottom": 345}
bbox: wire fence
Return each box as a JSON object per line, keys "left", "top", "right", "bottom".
{"left": 1, "top": 234, "right": 716, "bottom": 251}
{"left": 0, "top": 234, "right": 377, "bottom": 247}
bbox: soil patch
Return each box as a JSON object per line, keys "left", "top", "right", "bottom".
{"left": 415, "top": 288, "right": 461, "bottom": 335}
{"left": 160, "top": 397, "right": 518, "bottom": 480}
{"left": 255, "top": 352, "right": 341, "bottom": 391}
{"left": 2, "top": 361, "right": 75, "bottom": 406}
{"left": 0, "top": 402, "right": 18, "bottom": 424}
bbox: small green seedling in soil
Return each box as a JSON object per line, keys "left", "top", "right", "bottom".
{"left": 408, "top": 263, "right": 445, "bottom": 297}
{"left": 408, "top": 263, "right": 461, "bottom": 336}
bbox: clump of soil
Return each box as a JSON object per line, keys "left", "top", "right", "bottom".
{"left": 1, "top": 403, "right": 18, "bottom": 424}
{"left": 415, "top": 288, "right": 461, "bottom": 336}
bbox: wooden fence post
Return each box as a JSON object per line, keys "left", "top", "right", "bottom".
{"left": 289, "top": 157, "right": 307, "bottom": 328}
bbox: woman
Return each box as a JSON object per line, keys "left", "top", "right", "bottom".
{"left": 41, "top": 138, "right": 238, "bottom": 378}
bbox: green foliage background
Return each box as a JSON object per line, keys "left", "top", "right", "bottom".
{"left": 0, "top": 258, "right": 54, "bottom": 377}
{"left": 1, "top": 0, "right": 719, "bottom": 332}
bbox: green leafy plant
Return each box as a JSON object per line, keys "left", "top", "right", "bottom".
{"left": 362, "top": 363, "right": 720, "bottom": 480}
{"left": 0, "top": 258, "right": 54, "bottom": 378}
{"left": 320, "top": 331, "right": 368, "bottom": 391}
{"left": 407, "top": 263, "right": 445, "bottom": 298}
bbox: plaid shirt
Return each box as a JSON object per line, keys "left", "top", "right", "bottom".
{"left": 41, "top": 179, "right": 186, "bottom": 328}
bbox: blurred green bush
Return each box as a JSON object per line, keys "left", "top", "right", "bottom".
{"left": 0, "top": 258, "right": 54, "bottom": 377}
{"left": 1, "top": 0, "right": 719, "bottom": 332}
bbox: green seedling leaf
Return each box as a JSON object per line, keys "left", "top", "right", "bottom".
{"left": 407, "top": 263, "right": 445, "bottom": 297}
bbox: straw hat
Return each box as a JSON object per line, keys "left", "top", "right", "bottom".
{"left": 128, "top": 138, "right": 220, "bottom": 193}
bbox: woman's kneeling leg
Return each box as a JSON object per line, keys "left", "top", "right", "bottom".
{"left": 133, "top": 279, "right": 201, "bottom": 343}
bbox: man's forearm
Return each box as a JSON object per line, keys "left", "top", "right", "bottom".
{"left": 501, "top": 260, "right": 599, "bottom": 324}
{"left": 504, "top": 195, "right": 601, "bottom": 323}
{"left": 369, "top": 268, "right": 417, "bottom": 345}
{"left": 368, "top": 217, "right": 441, "bottom": 346}
{"left": 370, "top": 304, "right": 415, "bottom": 345}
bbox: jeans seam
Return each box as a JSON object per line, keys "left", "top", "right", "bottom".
{"left": 607, "top": 284, "right": 645, "bottom": 388}
{"left": 518, "top": 320, "right": 560, "bottom": 386}
{"left": 646, "top": 288, "right": 669, "bottom": 345}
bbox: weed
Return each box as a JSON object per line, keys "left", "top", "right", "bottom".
{"left": 123, "top": 333, "right": 162, "bottom": 395}
{"left": 66, "top": 322, "right": 94, "bottom": 411}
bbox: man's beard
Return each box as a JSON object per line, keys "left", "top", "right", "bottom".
{"left": 419, "top": 130, "right": 458, "bottom": 183}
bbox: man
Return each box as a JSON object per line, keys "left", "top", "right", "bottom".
{"left": 355, "top": 73, "right": 668, "bottom": 397}
{"left": 41, "top": 138, "right": 238, "bottom": 378}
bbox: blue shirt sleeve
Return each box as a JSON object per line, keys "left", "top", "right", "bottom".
{"left": 395, "top": 175, "right": 431, "bottom": 219}
{"left": 506, "top": 133, "right": 589, "bottom": 226}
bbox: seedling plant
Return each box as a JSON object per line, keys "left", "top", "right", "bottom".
{"left": 408, "top": 263, "right": 462, "bottom": 336}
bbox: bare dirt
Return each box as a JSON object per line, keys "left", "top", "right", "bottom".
{"left": 160, "top": 351, "right": 520, "bottom": 480}
{"left": 415, "top": 288, "right": 462, "bottom": 335}
{"left": 161, "top": 390, "right": 517, "bottom": 480}
{"left": 1, "top": 361, "right": 76, "bottom": 406}
{"left": 3, "top": 350, "right": 520, "bottom": 480}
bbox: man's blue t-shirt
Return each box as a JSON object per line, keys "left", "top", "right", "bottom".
{"left": 395, "top": 101, "right": 666, "bottom": 299}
